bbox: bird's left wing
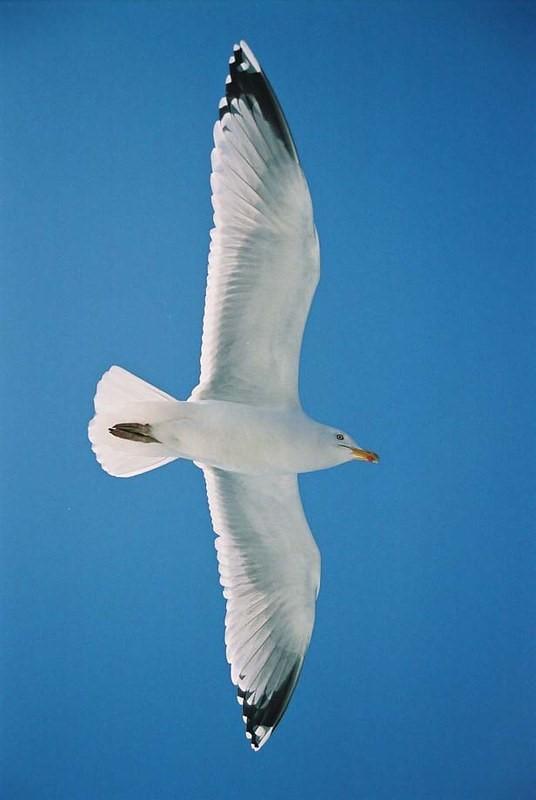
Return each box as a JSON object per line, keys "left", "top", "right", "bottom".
{"left": 189, "top": 41, "right": 320, "bottom": 408}
{"left": 203, "top": 466, "right": 321, "bottom": 750}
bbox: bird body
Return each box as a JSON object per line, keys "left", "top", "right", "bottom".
{"left": 124, "top": 396, "right": 361, "bottom": 474}
{"left": 89, "top": 40, "right": 378, "bottom": 750}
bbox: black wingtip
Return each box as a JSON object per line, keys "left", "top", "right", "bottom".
{"left": 219, "top": 41, "right": 299, "bottom": 162}
{"left": 238, "top": 660, "right": 302, "bottom": 750}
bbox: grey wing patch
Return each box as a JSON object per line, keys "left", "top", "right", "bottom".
{"left": 218, "top": 41, "right": 299, "bottom": 162}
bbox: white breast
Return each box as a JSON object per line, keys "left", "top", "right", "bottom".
{"left": 153, "top": 401, "right": 325, "bottom": 475}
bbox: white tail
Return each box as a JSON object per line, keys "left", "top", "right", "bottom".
{"left": 88, "top": 366, "right": 181, "bottom": 478}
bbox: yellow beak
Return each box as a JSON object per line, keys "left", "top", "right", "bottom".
{"left": 351, "top": 447, "right": 380, "bottom": 463}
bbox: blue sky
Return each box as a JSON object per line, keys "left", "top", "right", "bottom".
{"left": 2, "top": 2, "right": 534, "bottom": 798}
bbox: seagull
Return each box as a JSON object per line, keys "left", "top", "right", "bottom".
{"left": 88, "top": 40, "right": 379, "bottom": 751}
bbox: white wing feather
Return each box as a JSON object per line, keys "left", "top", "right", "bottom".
{"left": 189, "top": 41, "right": 320, "bottom": 408}
{"left": 203, "top": 467, "right": 321, "bottom": 750}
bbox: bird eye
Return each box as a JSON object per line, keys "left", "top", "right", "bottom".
{"left": 336, "top": 434, "right": 344, "bottom": 441}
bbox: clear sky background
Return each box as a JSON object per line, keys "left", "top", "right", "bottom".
{"left": 2, "top": 2, "right": 534, "bottom": 798}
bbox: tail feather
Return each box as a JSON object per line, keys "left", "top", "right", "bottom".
{"left": 94, "top": 365, "right": 177, "bottom": 412}
{"left": 88, "top": 366, "right": 181, "bottom": 478}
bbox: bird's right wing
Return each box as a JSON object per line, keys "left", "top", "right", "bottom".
{"left": 203, "top": 466, "right": 321, "bottom": 750}
{"left": 189, "top": 41, "right": 320, "bottom": 408}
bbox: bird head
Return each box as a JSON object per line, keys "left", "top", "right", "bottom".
{"left": 325, "top": 427, "right": 379, "bottom": 465}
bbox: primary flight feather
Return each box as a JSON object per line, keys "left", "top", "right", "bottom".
{"left": 88, "top": 40, "right": 379, "bottom": 751}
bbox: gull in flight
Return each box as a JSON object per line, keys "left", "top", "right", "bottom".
{"left": 89, "top": 41, "right": 379, "bottom": 750}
